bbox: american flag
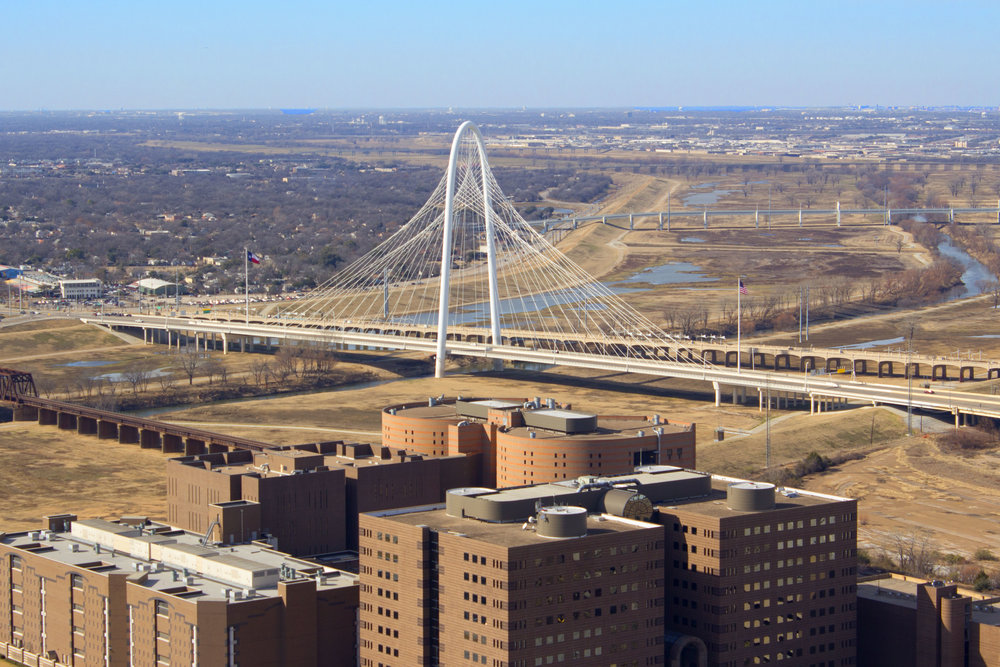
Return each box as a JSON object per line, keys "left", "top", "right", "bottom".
{"left": 739, "top": 279, "right": 748, "bottom": 295}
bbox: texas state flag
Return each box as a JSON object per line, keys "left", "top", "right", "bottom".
{"left": 247, "top": 250, "right": 261, "bottom": 265}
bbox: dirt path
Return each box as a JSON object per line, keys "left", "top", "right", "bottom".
{"left": 0, "top": 345, "right": 132, "bottom": 364}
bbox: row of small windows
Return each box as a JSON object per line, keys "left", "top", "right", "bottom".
{"left": 359, "top": 530, "right": 398, "bottom": 545}
{"left": 503, "top": 544, "right": 658, "bottom": 571}
{"left": 375, "top": 625, "right": 398, "bottom": 639}
{"left": 533, "top": 602, "right": 643, "bottom": 626}
{"left": 374, "top": 606, "right": 398, "bottom": 620}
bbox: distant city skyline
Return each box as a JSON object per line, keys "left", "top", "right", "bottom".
{"left": 4, "top": 0, "right": 999, "bottom": 111}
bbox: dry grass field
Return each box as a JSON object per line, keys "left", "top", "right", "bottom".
{"left": 0, "top": 421, "right": 168, "bottom": 531}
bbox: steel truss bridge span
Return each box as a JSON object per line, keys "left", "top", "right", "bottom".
{"left": 84, "top": 314, "right": 1000, "bottom": 425}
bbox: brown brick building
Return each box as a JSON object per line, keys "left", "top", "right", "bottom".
{"left": 167, "top": 440, "right": 478, "bottom": 554}
{"left": 857, "top": 575, "right": 1000, "bottom": 667}
{"left": 381, "top": 397, "right": 696, "bottom": 487}
{"left": 360, "top": 497, "right": 666, "bottom": 666}
{"left": 358, "top": 466, "right": 858, "bottom": 667}
{"left": 0, "top": 514, "right": 358, "bottom": 667}
{"left": 656, "top": 476, "right": 858, "bottom": 667}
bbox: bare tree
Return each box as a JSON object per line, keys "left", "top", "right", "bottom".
{"left": 122, "top": 363, "right": 152, "bottom": 397}
{"left": 274, "top": 347, "right": 300, "bottom": 379}
{"left": 271, "top": 352, "right": 295, "bottom": 384}
{"left": 249, "top": 359, "right": 270, "bottom": 387}
{"left": 157, "top": 372, "right": 178, "bottom": 392}
{"left": 77, "top": 375, "right": 98, "bottom": 399}
{"left": 978, "top": 279, "right": 1000, "bottom": 309}
{"left": 34, "top": 377, "right": 54, "bottom": 399}
{"left": 203, "top": 359, "right": 223, "bottom": 386}
{"left": 892, "top": 530, "right": 936, "bottom": 577}
{"left": 176, "top": 350, "right": 201, "bottom": 385}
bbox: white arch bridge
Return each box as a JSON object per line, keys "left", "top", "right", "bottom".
{"left": 84, "top": 122, "right": 1000, "bottom": 425}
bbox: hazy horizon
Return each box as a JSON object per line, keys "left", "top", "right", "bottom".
{"left": 5, "top": 0, "right": 999, "bottom": 111}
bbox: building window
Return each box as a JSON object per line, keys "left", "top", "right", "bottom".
{"left": 155, "top": 600, "right": 169, "bottom": 617}
{"left": 71, "top": 574, "right": 84, "bottom": 590}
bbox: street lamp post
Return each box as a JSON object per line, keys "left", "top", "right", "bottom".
{"left": 907, "top": 348, "right": 913, "bottom": 436}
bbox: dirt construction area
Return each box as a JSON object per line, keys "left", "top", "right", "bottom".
{"left": 805, "top": 432, "right": 1000, "bottom": 561}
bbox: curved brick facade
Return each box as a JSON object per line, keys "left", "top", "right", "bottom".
{"left": 494, "top": 427, "right": 694, "bottom": 487}
{"left": 382, "top": 398, "right": 696, "bottom": 488}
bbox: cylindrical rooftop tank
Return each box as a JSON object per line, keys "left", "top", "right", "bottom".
{"left": 727, "top": 482, "right": 776, "bottom": 511}
{"left": 602, "top": 488, "right": 654, "bottom": 521}
{"left": 536, "top": 506, "right": 588, "bottom": 539}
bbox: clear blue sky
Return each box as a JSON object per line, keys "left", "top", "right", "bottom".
{"left": 4, "top": 0, "right": 998, "bottom": 110}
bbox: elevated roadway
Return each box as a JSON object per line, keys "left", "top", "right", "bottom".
{"left": 83, "top": 315, "right": 1000, "bottom": 425}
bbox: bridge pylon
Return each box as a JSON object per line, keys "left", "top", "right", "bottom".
{"left": 269, "top": 123, "right": 701, "bottom": 378}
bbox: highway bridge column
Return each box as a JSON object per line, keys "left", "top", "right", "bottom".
{"left": 836, "top": 201, "right": 841, "bottom": 226}
{"left": 949, "top": 208, "right": 954, "bottom": 224}
{"left": 798, "top": 209, "right": 803, "bottom": 227}
{"left": 221, "top": 333, "right": 228, "bottom": 355}
{"left": 755, "top": 209, "right": 759, "bottom": 229}
{"left": 713, "top": 381, "right": 721, "bottom": 407}
{"left": 703, "top": 210, "right": 708, "bottom": 229}
{"left": 658, "top": 212, "right": 663, "bottom": 231}
{"left": 629, "top": 213, "right": 633, "bottom": 230}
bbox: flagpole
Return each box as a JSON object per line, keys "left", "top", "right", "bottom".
{"left": 737, "top": 277, "right": 742, "bottom": 375}
{"left": 244, "top": 247, "right": 249, "bottom": 323}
